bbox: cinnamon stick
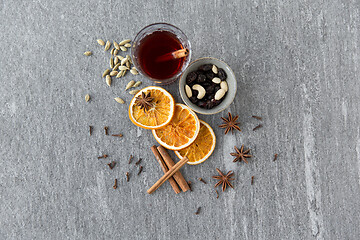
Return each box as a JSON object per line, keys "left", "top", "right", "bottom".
{"left": 157, "top": 146, "right": 190, "bottom": 192}
{"left": 172, "top": 48, "right": 189, "bottom": 59}
{"left": 156, "top": 48, "right": 189, "bottom": 62}
{"left": 147, "top": 157, "right": 189, "bottom": 194}
{"left": 151, "top": 146, "right": 181, "bottom": 194}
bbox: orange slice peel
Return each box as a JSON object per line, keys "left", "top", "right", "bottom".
{"left": 152, "top": 103, "right": 200, "bottom": 151}
{"left": 175, "top": 120, "right": 216, "bottom": 165}
{"left": 128, "top": 86, "right": 175, "bottom": 130}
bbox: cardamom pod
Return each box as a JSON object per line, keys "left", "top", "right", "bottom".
{"left": 129, "top": 89, "right": 140, "bottom": 95}
{"left": 102, "top": 69, "right": 110, "bottom": 77}
{"left": 132, "top": 81, "right": 142, "bottom": 88}
{"left": 126, "top": 55, "right": 132, "bottom": 64}
{"left": 85, "top": 94, "right": 90, "bottom": 102}
{"left": 125, "top": 80, "right": 135, "bottom": 90}
{"left": 119, "top": 66, "right": 129, "bottom": 71}
{"left": 110, "top": 57, "right": 114, "bottom": 68}
{"left": 97, "top": 39, "right": 105, "bottom": 46}
{"left": 84, "top": 51, "right": 92, "bottom": 56}
{"left": 114, "top": 97, "right": 125, "bottom": 104}
{"left": 114, "top": 41, "right": 120, "bottom": 50}
{"left": 110, "top": 71, "right": 118, "bottom": 76}
{"left": 104, "top": 41, "right": 111, "bottom": 51}
{"left": 113, "top": 63, "right": 121, "bottom": 71}
{"left": 106, "top": 75, "right": 111, "bottom": 86}
{"left": 121, "top": 58, "right": 128, "bottom": 65}
{"left": 116, "top": 71, "right": 123, "bottom": 78}
{"left": 130, "top": 68, "right": 138, "bottom": 75}
{"left": 119, "top": 39, "right": 131, "bottom": 45}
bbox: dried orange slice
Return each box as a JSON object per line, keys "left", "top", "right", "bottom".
{"left": 152, "top": 103, "right": 200, "bottom": 150}
{"left": 128, "top": 86, "right": 175, "bottom": 130}
{"left": 175, "top": 120, "right": 216, "bottom": 165}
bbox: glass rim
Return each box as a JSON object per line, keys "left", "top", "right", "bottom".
{"left": 131, "top": 23, "right": 192, "bottom": 84}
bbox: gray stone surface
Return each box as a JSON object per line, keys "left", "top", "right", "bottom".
{"left": 1, "top": 0, "right": 360, "bottom": 239}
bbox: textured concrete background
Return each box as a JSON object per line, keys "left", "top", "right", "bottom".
{"left": 1, "top": 0, "right": 360, "bottom": 239}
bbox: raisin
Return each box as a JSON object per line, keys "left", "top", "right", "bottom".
{"left": 205, "top": 101, "right": 213, "bottom": 109}
{"left": 206, "top": 71, "right": 215, "bottom": 80}
{"left": 218, "top": 68, "right": 227, "bottom": 80}
{"left": 211, "top": 81, "right": 218, "bottom": 87}
{"left": 189, "top": 96, "right": 198, "bottom": 104}
{"left": 205, "top": 85, "right": 215, "bottom": 94}
{"left": 186, "top": 71, "right": 198, "bottom": 84}
{"left": 214, "top": 99, "right": 222, "bottom": 106}
{"left": 197, "top": 100, "right": 206, "bottom": 108}
{"left": 206, "top": 98, "right": 219, "bottom": 109}
{"left": 191, "top": 89, "right": 197, "bottom": 97}
{"left": 202, "top": 82, "right": 211, "bottom": 87}
{"left": 196, "top": 70, "right": 205, "bottom": 75}
{"left": 197, "top": 74, "right": 206, "bottom": 83}
{"left": 198, "top": 64, "right": 212, "bottom": 72}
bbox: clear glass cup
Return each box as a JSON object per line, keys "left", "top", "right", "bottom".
{"left": 131, "top": 23, "right": 192, "bottom": 85}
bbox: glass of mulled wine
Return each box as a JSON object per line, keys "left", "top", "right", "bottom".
{"left": 131, "top": 23, "right": 191, "bottom": 85}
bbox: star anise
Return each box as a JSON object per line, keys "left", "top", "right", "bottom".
{"left": 219, "top": 112, "right": 241, "bottom": 134}
{"left": 212, "top": 168, "right": 234, "bottom": 192}
{"left": 135, "top": 92, "right": 154, "bottom": 112}
{"left": 230, "top": 145, "right": 252, "bottom": 163}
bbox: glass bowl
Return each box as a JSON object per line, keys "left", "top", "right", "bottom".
{"left": 131, "top": 23, "right": 191, "bottom": 85}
